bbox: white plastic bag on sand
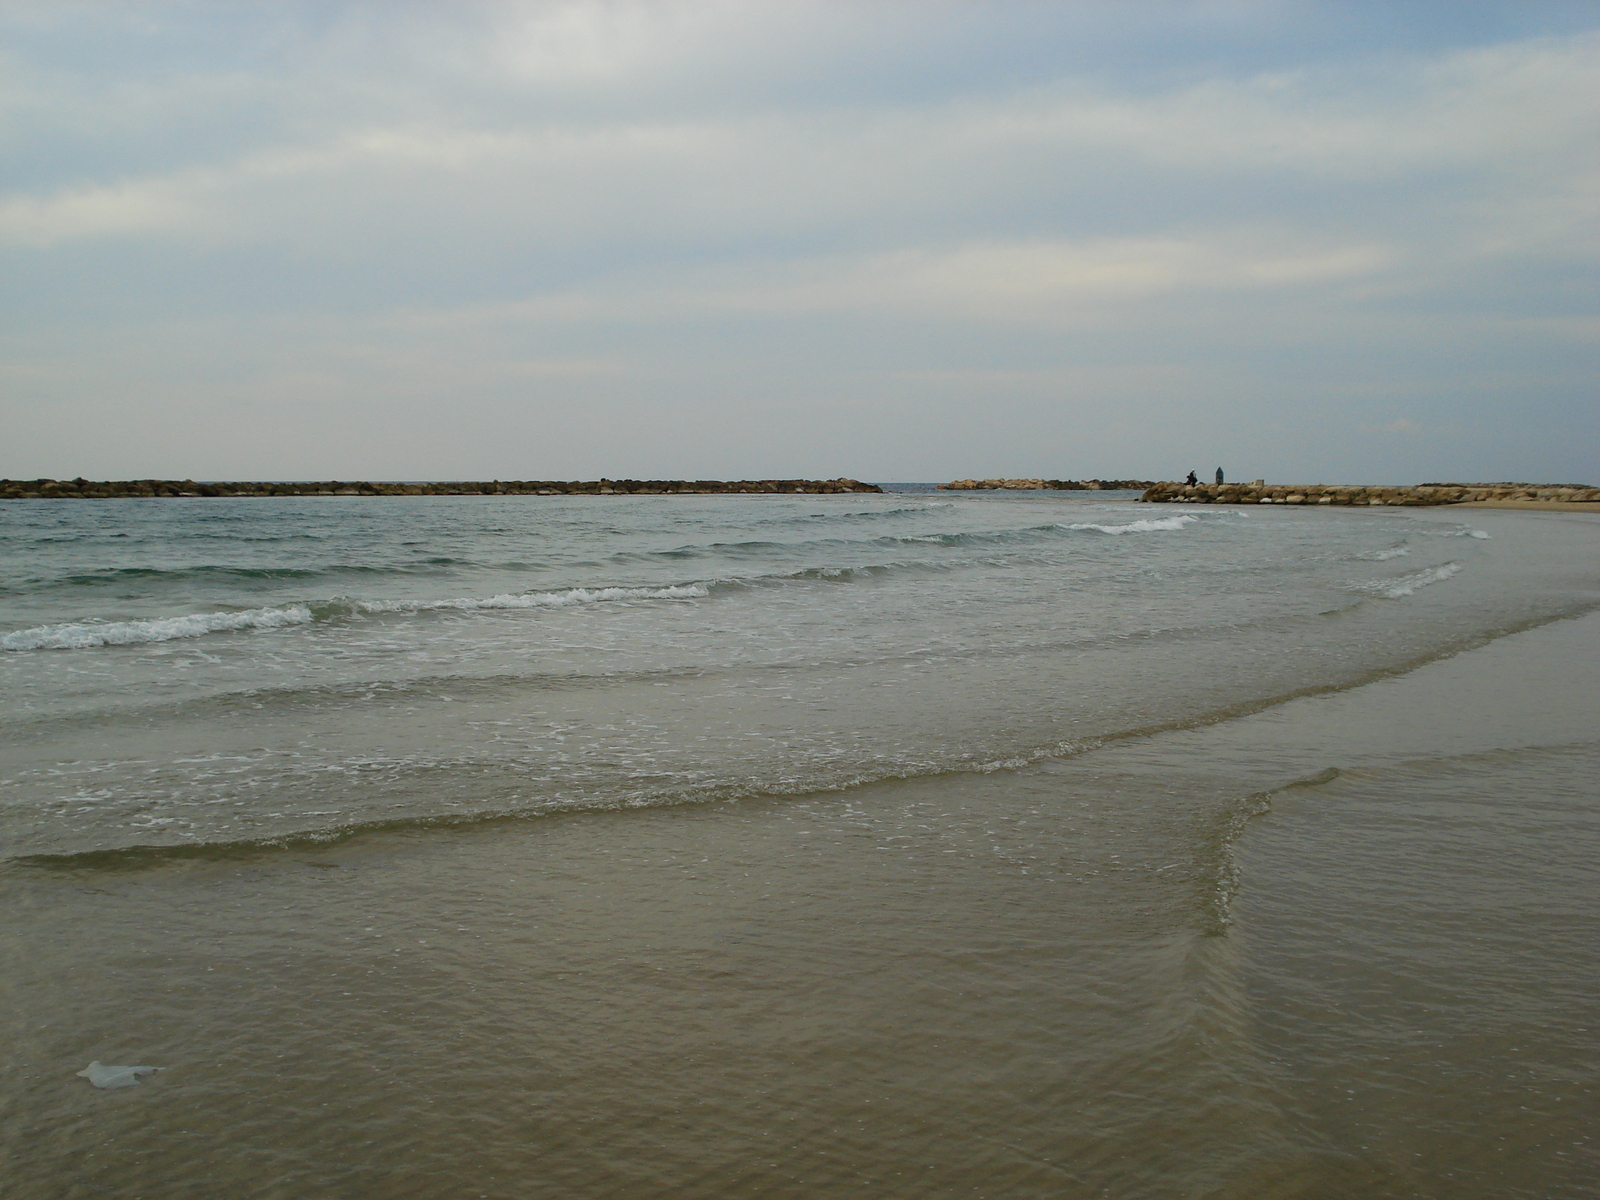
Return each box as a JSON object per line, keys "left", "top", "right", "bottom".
{"left": 76, "top": 1062, "right": 161, "bottom": 1089}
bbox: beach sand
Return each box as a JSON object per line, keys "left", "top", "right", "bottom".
{"left": 1452, "top": 499, "right": 1600, "bottom": 512}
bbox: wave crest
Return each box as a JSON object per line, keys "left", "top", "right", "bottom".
{"left": 1, "top": 605, "right": 314, "bottom": 651}
{"left": 1356, "top": 562, "right": 1464, "bottom": 599}
{"left": 367, "top": 584, "right": 711, "bottom": 613}
{"left": 2, "top": 584, "right": 711, "bottom": 651}
{"left": 1066, "top": 515, "right": 1199, "bottom": 535}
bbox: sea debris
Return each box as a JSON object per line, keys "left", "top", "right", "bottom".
{"left": 76, "top": 1061, "right": 162, "bottom": 1089}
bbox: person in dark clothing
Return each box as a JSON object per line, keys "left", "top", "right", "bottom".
{"left": 1185, "top": 471, "right": 1199, "bottom": 486}
{"left": 1215, "top": 468, "right": 1224, "bottom": 484}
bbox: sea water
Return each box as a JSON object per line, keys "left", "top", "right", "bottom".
{"left": 0, "top": 490, "right": 1595, "bottom": 1198}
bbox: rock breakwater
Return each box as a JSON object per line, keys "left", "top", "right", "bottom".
{"left": 1139, "top": 481, "right": 1599, "bottom": 506}
{"left": 0, "top": 477, "right": 882, "bottom": 499}
{"left": 940, "top": 478, "right": 1156, "bottom": 491}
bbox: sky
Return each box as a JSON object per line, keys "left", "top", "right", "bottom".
{"left": 2, "top": 1, "right": 1596, "bottom": 485}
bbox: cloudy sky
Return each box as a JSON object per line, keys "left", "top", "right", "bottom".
{"left": 2, "top": 1, "right": 1596, "bottom": 484}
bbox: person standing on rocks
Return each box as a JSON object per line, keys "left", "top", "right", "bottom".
{"left": 1215, "top": 468, "right": 1224, "bottom": 485}
{"left": 1185, "top": 471, "right": 1199, "bottom": 486}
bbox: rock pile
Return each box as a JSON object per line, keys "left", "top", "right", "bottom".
{"left": 0, "top": 477, "right": 883, "bottom": 499}
{"left": 940, "top": 478, "right": 1156, "bottom": 491}
{"left": 1139, "top": 482, "right": 1600, "bottom": 506}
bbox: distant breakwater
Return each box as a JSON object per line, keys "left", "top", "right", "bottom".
{"left": 939, "top": 478, "right": 1157, "bottom": 491}
{"left": 0, "top": 477, "right": 883, "bottom": 499}
{"left": 1139, "top": 481, "right": 1600, "bottom": 506}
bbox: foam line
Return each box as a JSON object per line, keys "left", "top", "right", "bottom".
{"left": 1, "top": 605, "right": 314, "bottom": 651}
{"left": 2, "top": 584, "right": 711, "bottom": 651}
{"left": 1066, "top": 515, "right": 1199, "bottom": 535}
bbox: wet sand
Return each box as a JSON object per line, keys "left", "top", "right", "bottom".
{"left": 1452, "top": 500, "right": 1600, "bottom": 512}
{"left": 3, "top": 505, "right": 1595, "bottom": 1199}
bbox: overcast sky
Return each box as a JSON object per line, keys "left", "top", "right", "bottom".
{"left": 2, "top": 1, "right": 1596, "bottom": 484}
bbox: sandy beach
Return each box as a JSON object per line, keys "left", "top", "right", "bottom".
{"left": 1452, "top": 499, "right": 1600, "bottom": 512}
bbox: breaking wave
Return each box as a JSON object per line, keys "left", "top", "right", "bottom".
{"left": 1355, "top": 562, "right": 1463, "bottom": 599}
{"left": 1, "top": 605, "right": 316, "bottom": 651}
{"left": 1, "top": 584, "right": 711, "bottom": 651}
{"left": 1066, "top": 515, "right": 1199, "bottom": 535}
{"left": 360, "top": 584, "right": 710, "bottom": 613}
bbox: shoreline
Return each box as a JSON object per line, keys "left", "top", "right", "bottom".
{"left": 1452, "top": 498, "right": 1600, "bottom": 512}
{"left": 8, "top": 554, "right": 1595, "bottom": 1197}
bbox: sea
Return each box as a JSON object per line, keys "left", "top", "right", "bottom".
{"left": 1, "top": 488, "right": 1596, "bottom": 1199}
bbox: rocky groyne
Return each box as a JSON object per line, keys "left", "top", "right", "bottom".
{"left": 0, "top": 477, "right": 882, "bottom": 499}
{"left": 1139, "top": 481, "right": 1600, "bottom": 506}
{"left": 940, "top": 478, "right": 1156, "bottom": 491}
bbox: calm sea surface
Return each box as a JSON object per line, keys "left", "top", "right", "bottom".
{"left": 1, "top": 490, "right": 1596, "bottom": 1198}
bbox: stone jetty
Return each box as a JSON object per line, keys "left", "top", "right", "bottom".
{"left": 940, "top": 478, "right": 1156, "bottom": 491}
{"left": 1139, "top": 481, "right": 1600, "bottom": 506}
{"left": 0, "top": 477, "right": 882, "bottom": 499}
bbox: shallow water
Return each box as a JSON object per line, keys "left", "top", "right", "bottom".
{"left": 1, "top": 493, "right": 1596, "bottom": 1197}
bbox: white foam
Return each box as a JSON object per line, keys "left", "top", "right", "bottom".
{"left": 365, "top": 584, "right": 711, "bottom": 613}
{"left": 433, "top": 583, "right": 711, "bottom": 609}
{"left": 1364, "top": 562, "right": 1463, "bottom": 598}
{"left": 1368, "top": 546, "right": 1411, "bottom": 560}
{"left": 2, "top": 584, "right": 710, "bottom": 652}
{"left": 1067, "top": 515, "right": 1199, "bottom": 535}
{"left": 1, "top": 605, "right": 313, "bottom": 651}
{"left": 1470, "top": 530, "right": 1490, "bottom": 539}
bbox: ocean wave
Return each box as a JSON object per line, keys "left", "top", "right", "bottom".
{"left": 735, "top": 561, "right": 952, "bottom": 588}
{"left": 363, "top": 584, "right": 711, "bottom": 613}
{"left": 1065, "top": 515, "right": 1199, "bottom": 535}
{"left": 612, "top": 527, "right": 1013, "bottom": 560}
{"left": 56, "top": 566, "right": 329, "bottom": 584}
{"left": 47, "top": 561, "right": 465, "bottom": 587}
{"left": 606, "top": 514, "right": 1198, "bottom": 563}
{"left": 836, "top": 502, "right": 954, "bottom": 516}
{"left": 1355, "top": 562, "right": 1463, "bottom": 599}
{"left": 882, "top": 516, "right": 1199, "bottom": 547}
{"left": 1, "top": 512, "right": 1202, "bottom": 654}
{"left": 1, "top": 605, "right": 315, "bottom": 651}
{"left": 1, "top": 584, "right": 711, "bottom": 651}
{"left": 759, "top": 503, "right": 956, "bottom": 525}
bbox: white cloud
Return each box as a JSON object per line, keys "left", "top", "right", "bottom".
{"left": 412, "top": 233, "right": 1397, "bottom": 331}
{"left": 0, "top": 178, "right": 193, "bottom": 246}
{"left": 2, "top": 27, "right": 1594, "bottom": 261}
{"left": 1, "top": 5, "right": 1596, "bottom": 483}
